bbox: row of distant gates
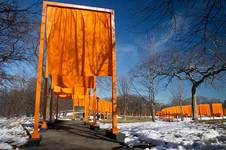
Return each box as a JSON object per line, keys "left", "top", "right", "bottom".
{"left": 157, "top": 103, "right": 225, "bottom": 118}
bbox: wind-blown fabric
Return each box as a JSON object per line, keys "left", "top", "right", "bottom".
{"left": 198, "top": 104, "right": 211, "bottom": 116}
{"left": 212, "top": 103, "right": 223, "bottom": 116}
{"left": 51, "top": 74, "right": 94, "bottom": 88}
{"left": 46, "top": 6, "right": 112, "bottom": 78}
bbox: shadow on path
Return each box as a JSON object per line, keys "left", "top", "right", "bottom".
{"left": 22, "top": 120, "right": 131, "bottom": 150}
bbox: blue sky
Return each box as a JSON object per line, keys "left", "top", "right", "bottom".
{"left": 21, "top": 0, "right": 226, "bottom": 103}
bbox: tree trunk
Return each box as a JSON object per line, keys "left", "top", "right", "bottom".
{"left": 191, "top": 85, "right": 198, "bottom": 121}
{"left": 150, "top": 89, "right": 156, "bottom": 122}
{"left": 150, "top": 100, "right": 155, "bottom": 122}
{"left": 123, "top": 95, "right": 127, "bottom": 120}
{"left": 139, "top": 99, "right": 142, "bottom": 118}
{"left": 179, "top": 97, "right": 184, "bottom": 121}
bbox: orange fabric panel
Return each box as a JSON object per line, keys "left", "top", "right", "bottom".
{"left": 62, "top": 76, "right": 94, "bottom": 88}
{"left": 74, "top": 87, "right": 89, "bottom": 97}
{"left": 98, "top": 99, "right": 112, "bottom": 113}
{"left": 73, "top": 91, "right": 90, "bottom": 107}
{"left": 198, "top": 104, "right": 211, "bottom": 116}
{"left": 51, "top": 75, "right": 94, "bottom": 88}
{"left": 62, "top": 88, "right": 73, "bottom": 94}
{"left": 73, "top": 87, "right": 89, "bottom": 106}
{"left": 46, "top": 6, "right": 112, "bottom": 76}
{"left": 212, "top": 103, "right": 223, "bottom": 117}
{"left": 155, "top": 111, "right": 160, "bottom": 116}
{"left": 74, "top": 98, "right": 85, "bottom": 106}
{"left": 160, "top": 105, "right": 191, "bottom": 117}
{"left": 58, "top": 94, "right": 72, "bottom": 99}
{"left": 172, "top": 106, "right": 181, "bottom": 116}
{"left": 53, "top": 85, "right": 73, "bottom": 95}
{"left": 53, "top": 85, "right": 61, "bottom": 93}
{"left": 88, "top": 96, "right": 94, "bottom": 111}
{"left": 161, "top": 106, "right": 179, "bottom": 117}
{"left": 83, "top": 98, "right": 112, "bottom": 113}
{"left": 182, "top": 105, "right": 192, "bottom": 117}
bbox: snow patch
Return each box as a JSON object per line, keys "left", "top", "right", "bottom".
{"left": 100, "top": 120, "right": 226, "bottom": 149}
{"left": 0, "top": 142, "right": 12, "bottom": 150}
{"left": 0, "top": 116, "right": 33, "bottom": 149}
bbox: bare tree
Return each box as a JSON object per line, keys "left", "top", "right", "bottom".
{"left": 118, "top": 75, "right": 131, "bottom": 120}
{"left": 138, "top": 0, "right": 226, "bottom": 121}
{"left": 0, "top": 76, "right": 36, "bottom": 117}
{"left": 96, "top": 76, "right": 112, "bottom": 97}
{"left": 0, "top": 0, "right": 40, "bottom": 88}
{"left": 157, "top": 49, "right": 226, "bottom": 121}
{"left": 169, "top": 81, "right": 185, "bottom": 121}
{"left": 131, "top": 46, "right": 160, "bottom": 122}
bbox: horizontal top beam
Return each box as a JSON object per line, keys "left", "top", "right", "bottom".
{"left": 44, "top": 1, "right": 114, "bottom": 14}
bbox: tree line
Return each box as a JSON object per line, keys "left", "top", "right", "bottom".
{"left": 0, "top": 0, "right": 226, "bottom": 122}
{"left": 118, "top": 0, "right": 226, "bottom": 122}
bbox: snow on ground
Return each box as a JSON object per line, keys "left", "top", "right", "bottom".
{"left": 0, "top": 116, "right": 33, "bottom": 149}
{"left": 0, "top": 116, "right": 226, "bottom": 150}
{"left": 100, "top": 119, "right": 226, "bottom": 150}
{"left": 198, "top": 116, "right": 226, "bottom": 120}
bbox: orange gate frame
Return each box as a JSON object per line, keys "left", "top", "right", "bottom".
{"left": 32, "top": 1, "right": 119, "bottom": 140}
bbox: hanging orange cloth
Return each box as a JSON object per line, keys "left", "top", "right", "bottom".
{"left": 182, "top": 105, "right": 192, "bottom": 117}
{"left": 73, "top": 87, "right": 89, "bottom": 106}
{"left": 51, "top": 74, "right": 94, "bottom": 89}
{"left": 46, "top": 6, "right": 112, "bottom": 77}
{"left": 98, "top": 99, "right": 112, "bottom": 113}
{"left": 198, "top": 104, "right": 211, "bottom": 116}
{"left": 212, "top": 103, "right": 223, "bottom": 117}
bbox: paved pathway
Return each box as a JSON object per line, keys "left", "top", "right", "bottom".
{"left": 22, "top": 120, "right": 130, "bottom": 150}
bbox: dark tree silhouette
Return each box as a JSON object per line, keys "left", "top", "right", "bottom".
{"left": 118, "top": 75, "right": 131, "bottom": 120}
{"left": 140, "top": 0, "right": 226, "bottom": 121}
{"left": 0, "top": 0, "right": 40, "bottom": 89}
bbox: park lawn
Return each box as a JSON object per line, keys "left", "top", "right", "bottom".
{"left": 100, "top": 116, "right": 152, "bottom": 123}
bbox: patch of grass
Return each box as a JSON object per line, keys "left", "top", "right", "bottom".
{"left": 199, "top": 119, "right": 226, "bottom": 133}
{"left": 199, "top": 119, "right": 226, "bottom": 124}
{"left": 100, "top": 116, "right": 152, "bottom": 123}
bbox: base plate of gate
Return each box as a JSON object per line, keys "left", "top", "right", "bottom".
{"left": 105, "top": 130, "right": 125, "bottom": 142}
{"left": 90, "top": 124, "right": 100, "bottom": 130}
{"left": 26, "top": 137, "right": 41, "bottom": 146}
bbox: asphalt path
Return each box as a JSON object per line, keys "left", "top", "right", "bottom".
{"left": 22, "top": 120, "right": 130, "bottom": 150}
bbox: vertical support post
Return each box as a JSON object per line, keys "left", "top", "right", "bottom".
{"left": 111, "top": 11, "right": 119, "bottom": 134}
{"left": 49, "top": 90, "right": 53, "bottom": 123}
{"left": 97, "top": 97, "right": 99, "bottom": 120}
{"left": 72, "top": 88, "right": 76, "bottom": 120}
{"left": 41, "top": 54, "right": 49, "bottom": 129}
{"left": 41, "top": 78, "right": 48, "bottom": 129}
{"left": 84, "top": 88, "right": 89, "bottom": 124}
{"left": 87, "top": 89, "right": 91, "bottom": 121}
{"left": 93, "top": 77, "right": 97, "bottom": 126}
{"left": 56, "top": 95, "right": 59, "bottom": 121}
{"left": 32, "top": 2, "right": 47, "bottom": 140}
{"left": 84, "top": 98, "right": 86, "bottom": 123}
{"left": 73, "top": 105, "right": 75, "bottom": 120}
